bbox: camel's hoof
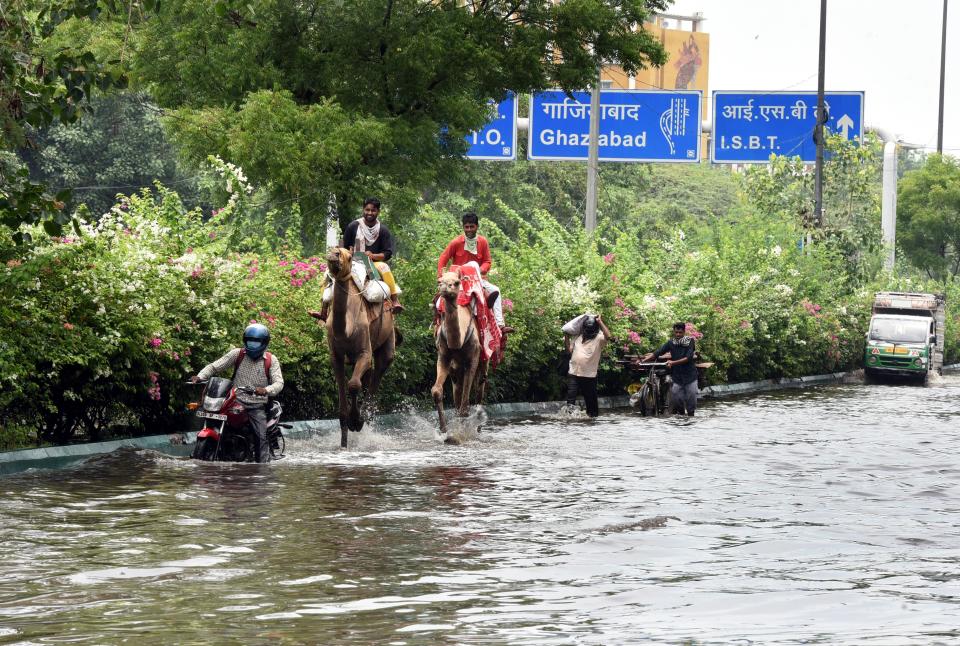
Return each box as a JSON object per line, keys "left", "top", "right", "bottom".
{"left": 348, "top": 412, "right": 364, "bottom": 432}
{"left": 443, "top": 434, "right": 461, "bottom": 445}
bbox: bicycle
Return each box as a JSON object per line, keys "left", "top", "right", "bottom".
{"left": 621, "top": 360, "right": 672, "bottom": 417}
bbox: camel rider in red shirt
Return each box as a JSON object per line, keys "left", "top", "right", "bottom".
{"left": 437, "top": 212, "right": 513, "bottom": 334}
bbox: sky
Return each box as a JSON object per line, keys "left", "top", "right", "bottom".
{"left": 665, "top": 0, "right": 959, "bottom": 153}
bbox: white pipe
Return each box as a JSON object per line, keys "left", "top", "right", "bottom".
{"left": 868, "top": 127, "right": 899, "bottom": 271}
{"left": 881, "top": 140, "right": 897, "bottom": 270}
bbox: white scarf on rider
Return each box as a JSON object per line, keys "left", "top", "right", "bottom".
{"left": 463, "top": 234, "right": 478, "bottom": 255}
{"left": 355, "top": 218, "right": 380, "bottom": 252}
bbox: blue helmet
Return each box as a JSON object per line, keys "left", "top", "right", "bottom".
{"left": 243, "top": 323, "right": 271, "bottom": 359}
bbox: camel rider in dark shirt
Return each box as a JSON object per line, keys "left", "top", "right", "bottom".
{"left": 641, "top": 321, "right": 699, "bottom": 416}
{"left": 315, "top": 197, "right": 403, "bottom": 322}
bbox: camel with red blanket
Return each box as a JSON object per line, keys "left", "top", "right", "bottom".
{"left": 432, "top": 263, "right": 503, "bottom": 437}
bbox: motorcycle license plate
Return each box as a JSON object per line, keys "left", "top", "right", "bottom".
{"left": 197, "top": 411, "right": 227, "bottom": 420}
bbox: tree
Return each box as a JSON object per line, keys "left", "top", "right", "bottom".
{"left": 739, "top": 134, "right": 885, "bottom": 280}
{"left": 131, "top": 0, "right": 669, "bottom": 246}
{"left": 898, "top": 154, "right": 960, "bottom": 280}
{"left": 0, "top": 0, "right": 143, "bottom": 240}
{"left": 19, "top": 92, "right": 197, "bottom": 218}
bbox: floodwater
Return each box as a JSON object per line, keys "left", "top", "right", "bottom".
{"left": 2, "top": 378, "right": 960, "bottom": 645}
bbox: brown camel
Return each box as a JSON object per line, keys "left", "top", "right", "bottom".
{"left": 432, "top": 270, "right": 487, "bottom": 438}
{"left": 310, "top": 247, "right": 396, "bottom": 448}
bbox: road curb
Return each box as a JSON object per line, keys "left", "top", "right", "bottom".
{"left": 0, "top": 370, "right": 869, "bottom": 475}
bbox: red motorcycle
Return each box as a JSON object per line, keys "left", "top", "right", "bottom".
{"left": 188, "top": 377, "right": 287, "bottom": 461}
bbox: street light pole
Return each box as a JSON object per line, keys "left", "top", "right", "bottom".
{"left": 937, "top": 0, "right": 948, "bottom": 154}
{"left": 813, "top": 0, "right": 827, "bottom": 228}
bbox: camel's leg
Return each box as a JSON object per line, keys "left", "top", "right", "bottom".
{"left": 431, "top": 355, "right": 451, "bottom": 435}
{"left": 457, "top": 351, "right": 481, "bottom": 418}
{"left": 331, "top": 351, "right": 350, "bottom": 448}
{"left": 473, "top": 361, "right": 488, "bottom": 433}
{"left": 368, "top": 332, "right": 396, "bottom": 398}
{"left": 451, "top": 373, "right": 463, "bottom": 416}
{"left": 348, "top": 352, "right": 371, "bottom": 433}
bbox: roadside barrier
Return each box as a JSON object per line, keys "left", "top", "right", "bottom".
{"left": 5, "top": 366, "right": 953, "bottom": 475}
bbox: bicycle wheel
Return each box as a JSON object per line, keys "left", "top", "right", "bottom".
{"left": 638, "top": 381, "right": 659, "bottom": 417}
{"left": 661, "top": 383, "right": 674, "bottom": 416}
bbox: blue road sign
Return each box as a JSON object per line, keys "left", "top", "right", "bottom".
{"left": 466, "top": 92, "right": 517, "bottom": 160}
{"left": 528, "top": 89, "right": 702, "bottom": 162}
{"left": 711, "top": 91, "right": 864, "bottom": 163}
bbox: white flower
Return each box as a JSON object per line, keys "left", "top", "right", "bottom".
{"left": 774, "top": 284, "right": 793, "bottom": 296}
{"left": 553, "top": 275, "right": 600, "bottom": 310}
{"left": 771, "top": 245, "right": 782, "bottom": 257}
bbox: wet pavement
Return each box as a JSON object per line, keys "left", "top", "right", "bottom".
{"left": 2, "top": 377, "right": 960, "bottom": 644}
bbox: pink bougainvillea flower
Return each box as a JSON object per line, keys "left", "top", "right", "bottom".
{"left": 740, "top": 320, "right": 751, "bottom": 329}
{"left": 685, "top": 323, "right": 704, "bottom": 340}
{"left": 614, "top": 297, "right": 625, "bottom": 308}
{"left": 63, "top": 322, "right": 75, "bottom": 330}
{"left": 611, "top": 274, "right": 620, "bottom": 284}
{"left": 208, "top": 231, "right": 217, "bottom": 240}
{"left": 149, "top": 337, "right": 163, "bottom": 348}
{"left": 279, "top": 260, "right": 289, "bottom": 267}
{"left": 603, "top": 252, "right": 616, "bottom": 265}
{"left": 628, "top": 330, "right": 642, "bottom": 344}
{"left": 503, "top": 298, "right": 514, "bottom": 312}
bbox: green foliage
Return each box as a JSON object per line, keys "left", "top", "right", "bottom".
{"left": 740, "top": 134, "right": 885, "bottom": 280}
{"left": 897, "top": 154, "right": 960, "bottom": 280}
{"left": 1, "top": 169, "right": 895, "bottom": 448}
{"left": 131, "top": 0, "right": 669, "bottom": 241}
{"left": 20, "top": 92, "right": 197, "bottom": 218}
{"left": 0, "top": 0, "right": 140, "bottom": 236}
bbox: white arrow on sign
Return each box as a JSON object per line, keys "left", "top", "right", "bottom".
{"left": 836, "top": 114, "right": 855, "bottom": 138}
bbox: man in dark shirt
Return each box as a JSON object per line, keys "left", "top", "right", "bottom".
{"left": 315, "top": 197, "right": 403, "bottom": 321}
{"left": 641, "top": 321, "right": 699, "bottom": 416}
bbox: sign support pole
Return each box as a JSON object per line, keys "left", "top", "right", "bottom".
{"left": 938, "top": 0, "right": 948, "bottom": 154}
{"left": 585, "top": 73, "right": 601, "bottom": 234}
{"left": 813, "top": 0, "right": 827, "bottom": 229}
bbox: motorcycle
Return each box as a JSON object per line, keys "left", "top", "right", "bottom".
{"left": 187, "top": 377, "right": 288, "bottom": 461}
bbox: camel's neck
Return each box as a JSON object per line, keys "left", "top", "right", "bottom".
{"left": 330, "top": 275, "right": 357, "bottom": 337}
{"left": 441, "top": 294, "right": 464, "bottom": 349}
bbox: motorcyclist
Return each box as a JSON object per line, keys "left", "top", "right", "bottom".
{"left": 191, "top": 323, "right": 284, "bottom": 462}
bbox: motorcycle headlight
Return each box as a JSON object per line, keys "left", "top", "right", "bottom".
{"left": 203, "top": 396, "right": 226, "bottom": 411}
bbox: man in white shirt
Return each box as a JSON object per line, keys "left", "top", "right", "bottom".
{"left": 564, "top": 314, "right": 610, "bottom": 417}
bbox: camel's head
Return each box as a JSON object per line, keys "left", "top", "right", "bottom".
{"left": 437, "top": 270, "right": 462, "bottom": 299}
{"left": 326, "top": 247, "right": 353, "bottom": 280}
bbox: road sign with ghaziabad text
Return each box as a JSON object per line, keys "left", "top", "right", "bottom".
{"left": 711, "top": 91, "right": 864, "bottom": 163}
{"left": 528, "top": 89, "right": 702, "bottom": 162}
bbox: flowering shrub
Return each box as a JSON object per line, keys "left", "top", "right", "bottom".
{"left": 1, "top": 169, "right": 954, "bottom": 448}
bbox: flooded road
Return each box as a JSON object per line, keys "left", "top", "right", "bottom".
{"left": 3, "top": 377, "right": 960, "bottom": 644}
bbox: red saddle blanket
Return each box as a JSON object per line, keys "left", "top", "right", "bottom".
{"left": 437, "top": 264, "right": 504, "bottom": 369}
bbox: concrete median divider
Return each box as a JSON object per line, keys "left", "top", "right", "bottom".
{"left": 3, "top": 366, "right": 939, "bottom": 476}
